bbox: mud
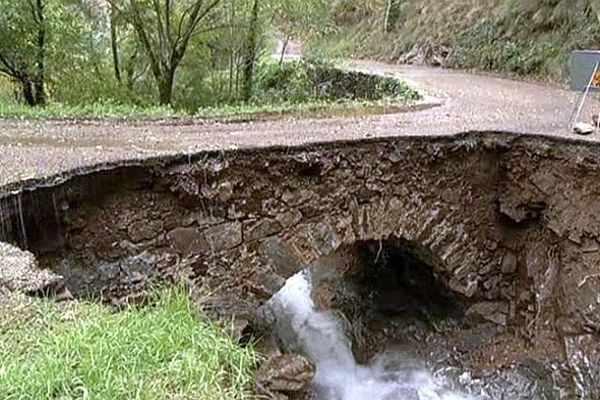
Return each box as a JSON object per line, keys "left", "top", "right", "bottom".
{"left": 1, "top": 132, "right": 600, "bottom": 397}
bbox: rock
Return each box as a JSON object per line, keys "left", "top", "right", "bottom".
{"left": 313, "top": 282, "right": 335, "bottom": 311}
{"left": 249, "top": 267, "right": 286, "bottom": 299}
{"left": 573, "top": 122, "right": 594, "bottom": 135}
{"left": 564, "top": 334, "right": 600, "bottom": 398}
{"left": 0, "top": 242, "right": 64, "bottom": 294}
{"left": 167, "top": 223, "right": 242, "bottom": 256}
{"left": 216, "top": 181, "right": 234, "bottom": 202}
{"left": 483, "top": 275, "right": 501, "bottom": 290}
{"left": 449, "top": 275, "right": 478, "bottom": 298}
{"left": 244, "top": 219, "right": 283, "bottom": 242}
{"left": 465, "top": 301, "right": 509, "bottom": 326}
{"left": 281, "top": 188, "right": 313, "bottom": 206}
{"left": 255, "top": 350, "right": 315, "bottom": 400}
{"left": 480, "top": 360, "right": 565, "bottom": 400}
{"left": 203, "top": 222, "right": 242, "bottom": 253}
{"left": 127, "top": 220, "right": 164, "bottom": 243}
{"left": 275, "top": 209, "right": 302, "bottom": 228}
{"left": 166, "top": 227, "right": 207, "bottom": 255}
{"left": 261, "top": 236, "right": 303, "bottom": 278}
{"left": 501, "top": 252, "right": 518, "bottom": 274}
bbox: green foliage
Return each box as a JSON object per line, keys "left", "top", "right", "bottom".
{"left": 255, "top": 59, "right": 419, "bottom": 104}
{"left": 0, "top": 289, "right": 258, "bottom": 399}
{"left": 268, "top": 0, "right": 333, "bottom": 39}
{"left": 374, "top": 76, "right": 418, "bottom": 100}
{"left": 318, "top": 0, "right": 600, "bottom": 82}
{"left": 0, "top": 1, "right": 38, "bottom": 63}
{"left": 0, "top": 0, "right": 419, "bottom": 117}
{"left": 0, "top": 57, "right": 418, "bottom": 120}
{"left": 256, "top": 60, "right": 315, "bottom": 103}
{"left": 0, "top": 101, "right": 181, "bottom": 119}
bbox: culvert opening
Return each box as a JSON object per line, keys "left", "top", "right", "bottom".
{"left": 255, "top": 238, "right": 473, "bottom": 400}
{"left": 348, "top": 239, "right": 463, "bottom": 323}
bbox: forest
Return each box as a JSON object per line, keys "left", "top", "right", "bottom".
{"left": 0, "top": 0, "right": 330, "bottom": 113}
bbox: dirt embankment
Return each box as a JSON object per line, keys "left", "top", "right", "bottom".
{"left": 324, "top": 0, "right": 598, "bottom": 84}
{"left": 1, "top": 133, "right": 600, "bottom": 397}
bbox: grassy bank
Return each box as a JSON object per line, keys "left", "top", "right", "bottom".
{"left": 312, "top": 0, "right": 600, "bottom": 83}
{"left": 0, "top": 97, "right": 416, "bottom": 121}
{"left": 0, "top": 60, "right": 419, "bottom": 121}
{"left": 0, "top": 289, "right": 258, "bottom": 400}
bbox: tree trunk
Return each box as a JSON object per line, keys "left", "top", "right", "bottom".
{"left": 20, "top": 75, "right": 36, "bottom": 106}
{"left": 227, "top": 0, "right": 235, "bottom": 99}
{"left": 110, "top": 7, "right": 121, "bottom": 82}
{"left": 279, "top": 35, "right": 290, "bottom": 67}
{"left": 157, "top": 70, "right": 175, "bottom": 105}
{"left": 383, "top": 0, "right": 392, "bottom": 33}
{"left": 242, "top": 0, "right": 260, "bottom": 102}
{"left": 33, "top": 0, "right": 46, "bottom": 106}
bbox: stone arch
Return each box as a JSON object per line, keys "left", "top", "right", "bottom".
{"left": 255, "top": 195, "right": 485, "bottom": 301}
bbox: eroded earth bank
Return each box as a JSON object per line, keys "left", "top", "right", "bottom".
{"left": 1, "top": 132, "right": 600, "bottom": 399}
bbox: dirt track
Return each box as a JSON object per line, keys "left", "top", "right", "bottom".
{"left": 0, "top": 60, "right": 595, "bottom": 189}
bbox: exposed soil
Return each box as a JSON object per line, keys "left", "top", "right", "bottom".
{"left": 2, "top": 132, "right": 600, "bottom": 397}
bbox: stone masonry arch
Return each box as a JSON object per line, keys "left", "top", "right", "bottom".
{"left": 5, "top": 133, "right": 600, "bottom": 395}
{"left": 260, "top": 196, "right": 482, "bottom": 299}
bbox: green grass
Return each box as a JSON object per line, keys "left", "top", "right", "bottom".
{"left": 0, "top": 289, "right": 258, "bottom": 400}
{"left": 0, "top": 60, "right": 419, "bottom": 121}
{"left": 0, "top": 101, "right": 184, "bottom": 120}
{"left": 0, "top": 96, "right": 417, "bottom": 121}
{"left": 317, "top": 0, "right": 600, "bottom": 83}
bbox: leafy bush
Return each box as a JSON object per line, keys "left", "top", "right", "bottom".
{"left": 255, "top": 59, "right": 419, "bottom": 104}
{"left": 256, "top": 60, "right": 316, "bottom": 103}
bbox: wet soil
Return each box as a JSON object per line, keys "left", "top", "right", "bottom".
{"left": 3, "top": 133, "right": 600, "bottom": 398}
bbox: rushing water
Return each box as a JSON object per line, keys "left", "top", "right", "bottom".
{"left": 262, "top": 270, "right": 475, "bottom": 400}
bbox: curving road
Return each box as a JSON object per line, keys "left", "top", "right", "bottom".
{"left": 0, "top": 60, "right": 595, "bottom": 189}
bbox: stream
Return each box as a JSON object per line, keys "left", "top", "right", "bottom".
{"left": 260, "top": 269, "right": 478, "bottom": 400}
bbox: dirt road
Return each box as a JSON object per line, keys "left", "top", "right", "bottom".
{"left": 0, "top": 60, "right": 592, "bottom": 190}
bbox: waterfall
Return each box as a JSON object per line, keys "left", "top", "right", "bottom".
{"left": 261, "top": 269, "right": 476, "bottom": 400}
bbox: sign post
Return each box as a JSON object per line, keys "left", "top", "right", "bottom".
{"left": 570, "top": 50, "right": 600, "bottom": 132}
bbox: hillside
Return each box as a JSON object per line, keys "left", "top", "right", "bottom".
{"left": 312, "top": 0, "right": 600, "bottom": 84}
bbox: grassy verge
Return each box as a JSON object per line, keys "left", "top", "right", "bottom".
{"left": 0, "top": 97, "right": 417, "bottom": 121}
{"left": 0, "top": 60, "right": 420, "bottom": 121}
{"left": 0, "top": 289, "right": 258, "bottom": 400}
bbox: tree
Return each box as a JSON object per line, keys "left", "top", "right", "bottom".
{"left": 109, "top": 0, "right": 221, "bottom": 105}
{"left": 0, "top": 0, "right": 47, "bottom": 106}
{"left": 109, "top": 4, "right": 122, "bottom": 82}
{"left": 270, "top": 0, "right": 330, "bottom": 63}
{"left": 242, "top": 0, "right": 259, "bottom": 101}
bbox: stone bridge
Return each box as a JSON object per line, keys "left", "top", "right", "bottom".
{"left": 2, "top": 63, "right": 600, "bottom": 397}
{"left": 2, "top": 133, "right": 600, "bottom": 345}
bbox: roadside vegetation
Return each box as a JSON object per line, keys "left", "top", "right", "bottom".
{"left": 0, "top": 288, "right": 258, "bottom": 399}
{"left": 1, "top": 0, "right": 420, "bottom": 120}
{"left": 313, "top": 0, "right": 600, "bottom": 83}
{"left": 0, "top": 60, "right": 419, "bottom": 120}
{"left": 2, "top": 0, "right": 594, "bottom": 118}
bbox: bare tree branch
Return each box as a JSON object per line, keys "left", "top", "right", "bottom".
{"left": 0, "top": 53, "right": 20, "bottom": 78}
{"left": 108, "top": 0, "right": 221, "bottom": 104}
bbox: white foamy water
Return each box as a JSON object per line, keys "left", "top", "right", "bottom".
{"left": 264, "top": 270, "right": 475, "bottom": 400}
